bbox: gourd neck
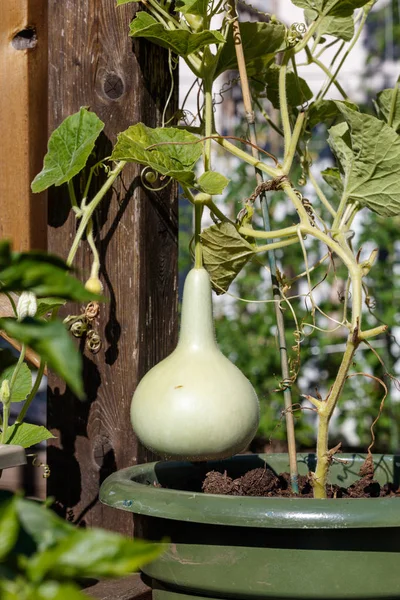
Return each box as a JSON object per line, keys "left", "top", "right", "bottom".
{"left": 177, "top": 267, "right": 217, "bottom": 351}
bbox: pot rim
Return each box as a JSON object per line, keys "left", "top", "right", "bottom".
{"left": 100, "top": 453, "right": 400, "bottom": 529}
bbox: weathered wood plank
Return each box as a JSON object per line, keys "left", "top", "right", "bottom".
{"left": 0, "top": 0, "right": 47, "bottom": 251}
{"left": 47, "top": 1, "right": 178, "bottom": 535}
{"left": 84, "top": 573, "right": 151, "bottom": 600}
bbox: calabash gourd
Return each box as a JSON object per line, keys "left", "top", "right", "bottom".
{"left": 131, "top": 267, "right": 260, "bottom": 460}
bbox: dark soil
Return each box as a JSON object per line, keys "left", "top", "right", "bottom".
{"left": 202, "top": 458, "right": 400, "bottom": 499}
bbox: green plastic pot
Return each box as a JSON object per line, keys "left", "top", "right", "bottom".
{"left": 100, "top": 453, "right": 400, "bottom": 599}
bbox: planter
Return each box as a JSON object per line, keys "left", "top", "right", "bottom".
{"left": 100, "top": 454, "right": 400, "bottom": 599}
{"left": 0, "top": 443, "right": 26, "bottom": 474}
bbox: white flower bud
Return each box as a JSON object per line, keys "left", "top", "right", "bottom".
{"left": 0, "top": 379, "right": 10, "bottom": 404}
{"left": 17, "top": 292, "right": 37, "bottom": 320}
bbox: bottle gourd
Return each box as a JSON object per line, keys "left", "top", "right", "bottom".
{"left": 131, "top": 267, "right": 260, "bottom": 460}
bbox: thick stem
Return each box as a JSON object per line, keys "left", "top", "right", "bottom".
{"left": 203, "top": 79, "right": 213, "bottom": 171}
{"left": 1, "top": 404, "right": 10, "bottom": 444}
{"left": 214, "top": 136, "right": 279, "bottom": 178}
{"left": 279, "top": 52, "right": 292, "bottom": 160}
{"left": 194, "top": 202, "right": 203, "bottom": 268}
{"left": 313, "top": 338, "right": 358, "bottom": 498}
{"left": 282, "top": 111, "right": 305, "bottom": 175}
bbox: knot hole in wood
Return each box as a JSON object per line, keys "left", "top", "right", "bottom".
{"left": 11, "top": 28, "right": 37, "bottom": 50}
{"left": 103, "top": 73, "right": 125, "bottom": 100}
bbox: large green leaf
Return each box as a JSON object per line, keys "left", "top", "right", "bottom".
{"left": 305, "top": 8, "right": 354, "bottom": 40}
{"left": 112, "top": 123, "right": 201, "bottom": 185}
{"left": 176, "top": 0, "right": 207, "bottom": 15}
{"left": 27, "top": 528, "right": 163, "bottom": 582}
{"left": 0, "top": 495, "right": 19, "bottom": 561}
{"left": 263, "top": 64, "right": 313, "bottom": 109}
{"left": 376, "top": 88, "right": 400, "bottom": 134}
{"left": 200, "top": 222, "right": 255, "bottom": 294}
{"left": 31, "top": 108, "right": 104, "bottom": 193}
{"left": 197, "top": 171, "right": 229, "bottom": 195}
{"left": 36, "top": 298, "right": 66, "bottom": 319}
{"left": 0, "top": 363, "right": 31, "bottom": 403}
{"left": 5, "top": 423, "right": 55, "bottom": 448}
{"left": 215, "top": 22, "right": 286, "bottom": 78}
{"left": 129, "top": 12, "right": 224, "bottom": 56}
{"left": 0, "top": 318, "right": 83, "bottom": 399}
{"left": 328, "top": 103, "right": 400, "bottom": 217}
{"left": 292, "top": 0, "right": 370, "bottom": 17}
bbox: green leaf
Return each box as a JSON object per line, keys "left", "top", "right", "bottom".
{"left": 176, "top": 0, "right": 207, "bottom": 15}
{"left": 0, "top": 318, "right": 83, "bottom": 399}
{"left": 321, "top": 167, "right": 343, "bottom": 195}
{"left": 305, "top": 8, "right": 354, "bottom": 41}
{"left": 5, "top": 423, "right": 55, "bottom": 448}
{"left": 27, "top": 528, "right": 163, "bottom": 582}
{"left": 31, "top": 108, "right": 104, "bottom": 193}
{"left": 263, "top": 64, "right": 313, "bottom": 109}
{"left": 197, "top": 171, "right": 229, "bottom": 195}
{"left": 17, "top": 498, "right": 73, "bottom": 552}
{"left": 0, "top": 495, "right": 19, "bottom": 561}
{"left": 36, "top": 298, "right": 66, "bottom": 319}
{"left": 129, "top": 12, "right": 224, "bottom": 56}
{"left": 376, "top": 88, "right": 400, "bottom": 134}
{"left": 0, "top": 254, "right": 96, "bottom": 302}
{"left": 328, "top": 102, "right": 400, "bottom": 217}
{"left": 215, "top": 22, "right": 286, "bottom": 78}
{"left": 307, "top": 99, "right": 358, "bottom": 128}
{"left": 200, "top": 222, "right": 255, "bottom": 294}
{"left": 292, "top": 0, "right": 370, "bottom": 17}
{"left": 112, "top": 123, "right": 201, "bottom": 185}
{"left": 0, "top": 363, "right": 31, "bottom": 403}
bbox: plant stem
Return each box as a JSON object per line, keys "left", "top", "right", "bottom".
{"left": 279, "top": 52, "right": 292, "bottom": 160}
{"left": 239, "top": 224, "right": 299, "bottom": 240}
{"left": 255, "top": 237, "right": 299, "bottom": 253}
{"left": 1, "top": 404, "right": 9, "bottom": 444}
{"left": 15, "top": 359, "right": 45, "bottom": 425}
{"left": 227, "top": 0, "right": 299, "bottom": 492}
{"left": 282, "top": 111, "right": 305, "bottom": 175}
{"left": 214, "top": 136, "right": 279, "bottom": 178}
{"left": 203, "top": 79, "right": 213, "bottom": 171}
{"left": 309, "top": 54, "right": 349, "bottom": 100}
{"left": 313, "top": 337, "right": 358, "bottom": 498}
{"left": 194, "top": 202, "right": 203, "bottom": 268}
{"left": 388, "top": 79, "right": 399, "bottom": 128}
{"left": 308, "top": 169, "right": 337, "bottom": 218}
{"left": 294, "top": 15, "right": 323, "bottom": 53}
{"left": 67, "top": 161, "right": 126, "bottom": 267}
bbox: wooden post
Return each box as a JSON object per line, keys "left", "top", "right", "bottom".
{"left": 47, "top": 1, "right": 178, "bottom": 535}
{"left": 0, "top": 1, "right": 47, "bottom": 251}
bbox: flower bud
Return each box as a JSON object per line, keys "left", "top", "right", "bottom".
{"left": 17, "top": 292, "right": 37, "bottom": 320}
{"left": 85, "top": 276, "right": 103, "bottom": 295}
{"left": 0, "top": 379, "right": 10, "bottom": 404}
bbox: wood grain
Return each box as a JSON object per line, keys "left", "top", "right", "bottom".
{"left": 47, "top": 1, "right": 178, "bottom": 535}
{"left": 0, "top": 0, "right": 47, "bottom": 251}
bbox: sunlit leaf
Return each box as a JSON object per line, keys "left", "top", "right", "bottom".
{"left": 112, "top": 123, "right": 201, "bottom": 185}
{"left": 328, "top": 102, "right": 400, "bottom": 217}
{"left": 197, "top": 171, "right": 229, "bottom": 195}
{"left": 5, "top": 423, "right": 55, "bottom": 448}
{"left": 0, "top": 363, "right": 31, "bottom": 403}
{"left": 292, "top": 0, "right": 370, "bottom": 17}
{"left": 305, "top": 8, "right": 354, "bottom": 40}
{"left": 129, "top": 12, "right": 224, "bottom": 56}
{"left": 176, "top": 0, "right": 207, "bottom": 15}
{"left": 31, "top": 108, "right": 104, "bottom": 193}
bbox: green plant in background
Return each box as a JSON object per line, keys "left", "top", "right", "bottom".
{"left": 21, "top": 0, "right": 400, "bottom": 499}
{"left": 0, "top": 491, "right": 161, "bottom": 599}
